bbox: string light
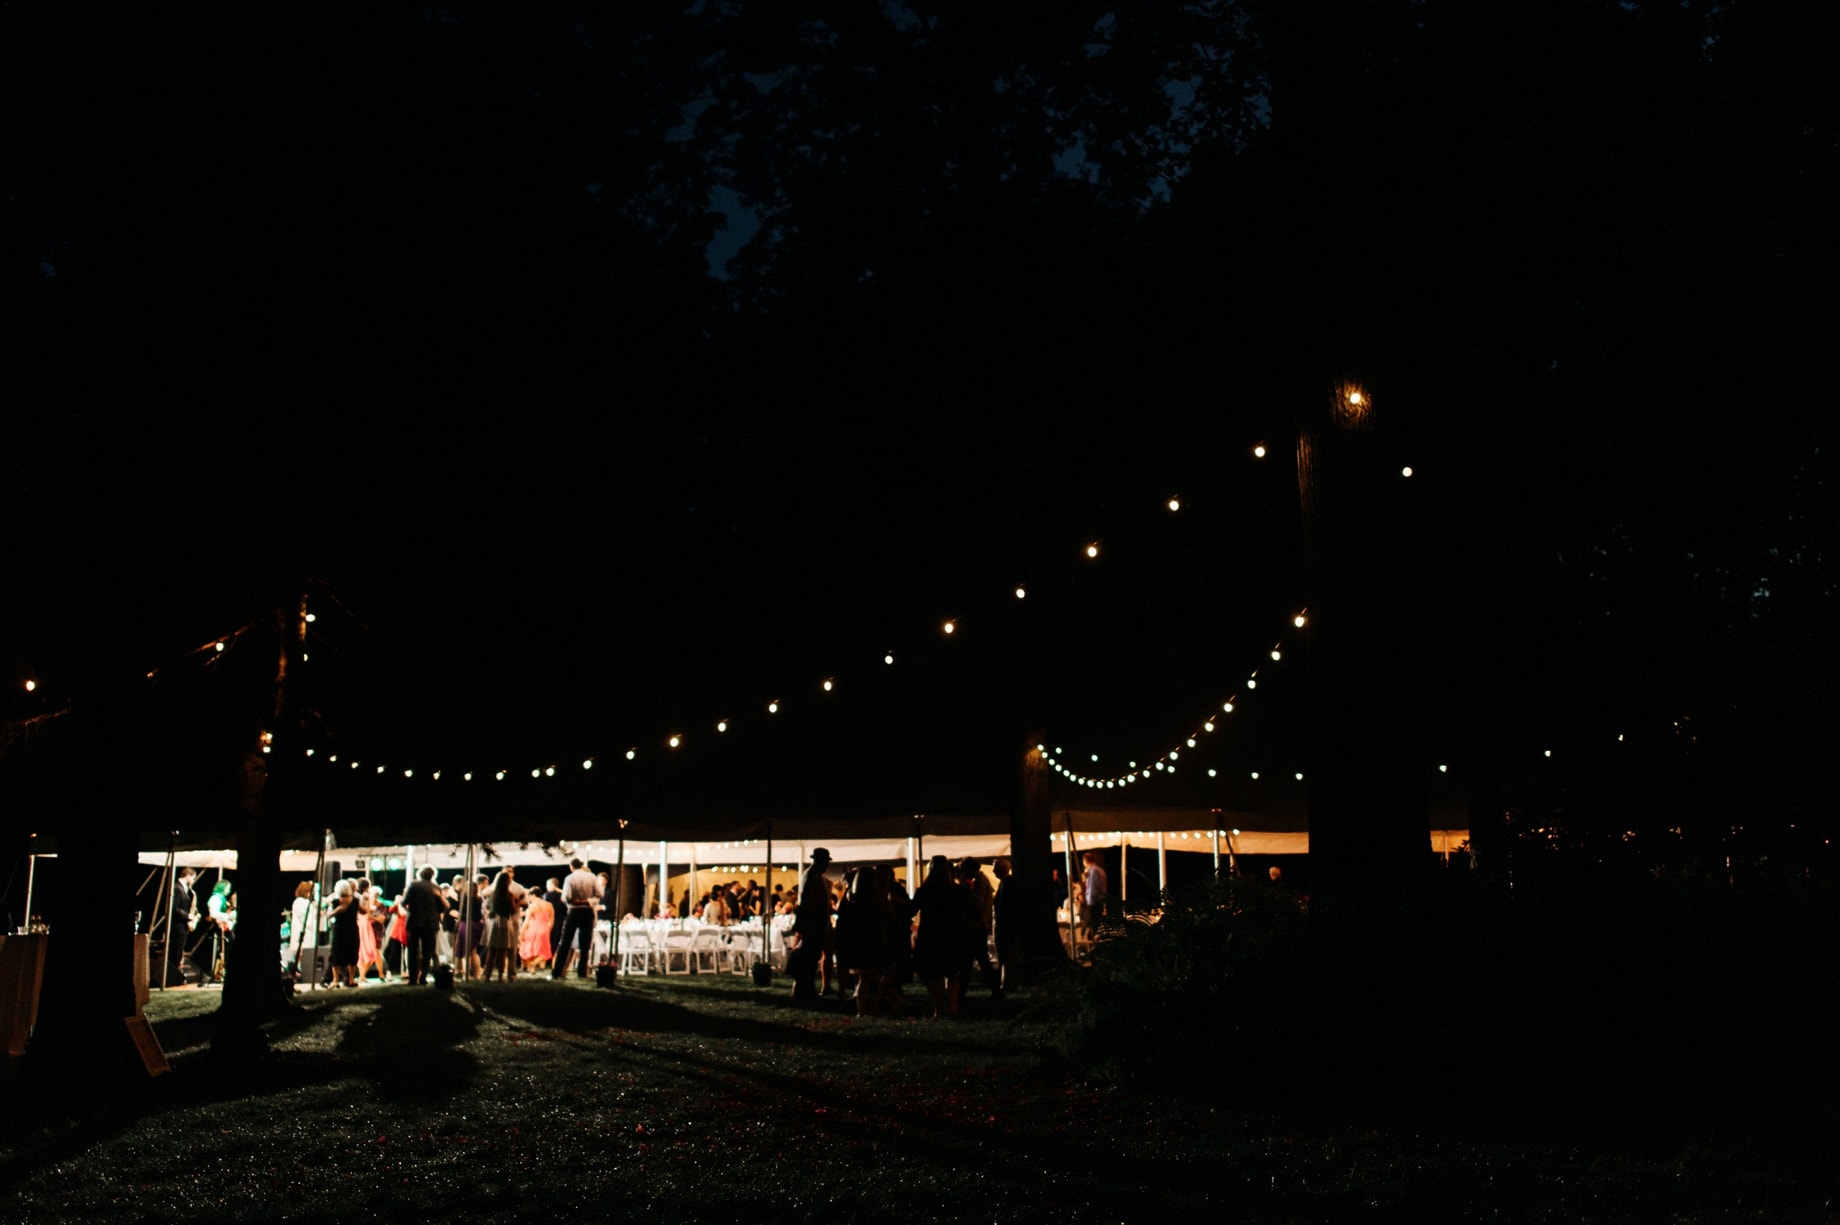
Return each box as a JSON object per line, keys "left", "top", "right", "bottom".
{"left": 1014, "top": 586, "right": 1027, "bottom": 600}
{"left": 821, "top": 679, "right": 834, "bottom": 692}
{"left": 1167, "top": 497, "right": 1181, "bottom": 512}
{"left": 884, "top": 653, "right": 894, "bottom": 665}
{"left": 716, "top": 720, "right": 728, "bottom": 733}
{"left": 1253, "top": 445, "right": 1266, "bottom": 459}
{"left": 23, "top": 679, "right": 35, "bottom": 692}
{"left": 583, "top": 759, "right": 594, "bottom": 769}
{"left": 1085, "top": 543, "right": 1099, "bottom": 559}
{"left": 1401, "top": 466, "right": 1414, "bottom": 478}
{"left": 942, "top": 620, "right": 956, "bottom": 635}
{"left": 668, "top": 735, "right": 682, "bottom": 748}
{"left": 625, "top": 749, "right": 636, "bottom": 760}
{"left": 767, "top": 700, "right": 779, "bottom": 714}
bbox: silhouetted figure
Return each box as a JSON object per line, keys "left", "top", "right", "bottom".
{"left": 787, "top": 848, "right": 833, "bottom": 1006}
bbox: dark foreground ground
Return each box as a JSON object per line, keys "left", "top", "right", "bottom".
{"left": 0, "top": 973, "right": 1833, "bottom": 1224}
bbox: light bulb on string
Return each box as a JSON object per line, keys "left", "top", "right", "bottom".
{"left": 1203, "top": 722, "right": 1215, "bottom": 732}
{"left": 1186, "top": 738, "right": 1196, "bottom": 747}
{"left": 1271, "top": 648, "right": 1282, "bottom": 661}
{"left": 1085, "top": 543, "right": 1099, "bottom": 559}
{"left": 531, "top": 769, "right": 541, "bottom": 778}
{"left": 23, "top": 679, "right": 35, "bottom": 692}
{"left": 942, "top": 620, "right": 956, "bottom": 635}
{"left": 496, "top": 770, "right": 506, "bottom": 780}
{"left": 544, "top": 766, "right": 555, "bottom": 777}
{"left": 1250, "top": 771, "right": 1259, "bottom": 780}
{"left": 1223, "top": 702, "right": 1234, "bottom": 712}
{"left": 1401, "top": 466, "right": 1414, "bottom": 478}
{"left": 433, "top": 771, "right": 441, "bottom": 780}
{"left": 625, "top": 749, "right": 636, "bottom": 760}
{"left": 1014, "top": 585, "right": 1026, "bottom": 600}
{"left": 716, "top": 720, "right": 728, "bottom": 733}
{"left": 767, "top": 700, "right": 779, "bottom": 714}
{"left": 214, "top": 642, "right": 224, "bottom": 653}
{"left": 582, "top": 759, "right": 593, "bottom": 770}
{"left": 884, "top": 653, "right": 894, "bottom": 665}
{"left": 463, "top": 772, "right": 473, "bottom": 781}
{"left": 1253, "top": 444, "right": 1267, "bottom": 459}
{"left": 821, "top": 678, "right": 833, "bottom": 692}
{"left": 668, "top": 735, "right": 681, "bottom": 749}
{"left": 1167, "top": 496, "right": 1181, "bottom": 512}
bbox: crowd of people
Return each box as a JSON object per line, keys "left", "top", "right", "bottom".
{"left": 257, "top": 851, "right": 1067, "bottom": 1016}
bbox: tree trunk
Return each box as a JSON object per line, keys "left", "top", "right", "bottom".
{"left": 1008, "top": 735, "right": 1065, "bottom": 977}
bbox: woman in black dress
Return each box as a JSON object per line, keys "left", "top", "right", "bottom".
{"left": 910, "top": 855, "right": 975, "bottom": 1019}
{"left": 328, "top": 880, "right": 360, "bottom": 988}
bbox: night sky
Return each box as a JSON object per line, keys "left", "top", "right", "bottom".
{"left": 4, "top": 3, "right": 1834, "bottom": 855}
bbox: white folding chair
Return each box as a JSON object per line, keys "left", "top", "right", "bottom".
{"left": 618, "top": 929, "right": 653, "bottom": 976}
{"left": 660, "top": 929, "right": 693, "bottom": 974}
{"left": 689, "top": 927, "right": 724, "bottom": 973}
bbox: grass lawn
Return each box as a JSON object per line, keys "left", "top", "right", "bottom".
{"left": 0, "top": 973, "right": 1832, "bottom": 1223}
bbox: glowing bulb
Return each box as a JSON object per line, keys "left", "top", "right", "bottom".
{"left": 625, "top": 749, "right": 636, "bottom": 760}
{"left": 1294, "top": 614, "right": 1306, "bottom": 628}
{"left": 1014, "top": 586, "right": 1026, "bottom": 600}
{"left": 1186, "top": 738, "right": 1197, "bottom": 748}
{"left": 1207, "top": 769, "right": 1217, "bottom": 778}
{"left": 1401, "top": 466, "right": 1414, "bottom": 478}
{"left": 1250, "top": 771, "right": 1260, "bottom": 780}
{"left": 1348, "top": 391, "right": 1364, "bottom": 406}
{"left": 1155, "top": 762, "right": 1165, "bottom": 771}
{"left": 1086, "top": 543, "right": 1099, "bottom": 559}
{"left": 377, "top": 766, "right": 386, "bottom": 774}
{"left": 668, "top": 735, "right": 681, "bottom": 748}
{"left": 822, "top": 679, "right": 833, "bottom": 692}
{"left": 716, "top": 720, "right": 728, "bottom": 733}
{"left": 532, "top": 769, "right": 541, "bottom": 778}
{"left": 544, "top": 766, "right": 555, "bottom": 777}
{"left": 1246, "top": 679, "right": 1257, "bottom": 689}
{"left": 1438, "top": 764, "right": 1447, "bottom": 773}
{"left": 884, "top": 653, "right": 894, "bottom": 665}
{"left": 213, "top": 642, "right": 224, "bottom": 653}
{"left": 1222, "top": 702, "right": 1234, "bottom": 712}
{"left": 403, "top": 769, "right": 412, "bottom": 778}
{"left": 1270, "top": 649, "right": 1281, "bottom": 661}
{"left": 1091, "top": 754, "right": 1099, "bottom": 762}
{"left": 1169, "top": 750, "right": 1179, "bottom": 760}
{"left": 582, "top": 759, "right": 593, "bottom": 769}
{"left": 496, "top": 770, "right": 506, "bottom": 780}
{"left": 1544, "top": 749, "right": 1552, "bottom": 758}
{"left": 1203, "top": 722, "right": 1215, "bottom": 733}
{"left": 767, "top": 701, "right": 779, "bottom": 714}
{"left": 305, "top": 612, "right": 317, "bottom": 623}
{"left": 463, "top": 772, "right": 473, "bottom": 781}
{"left": 23, "top": 679, "right": 35, "bottom": 692}
{"left": 432, "top": 771, "right": 441, "bottom": 780}
{"left": 1294, "top": 772, "right": 1304, "bottom": 781}
{"left": 260, "top": 745, "right": 270, "bottom": 754}
{"left": 1253, "top": 444, "right": 1266, "bottom": 459}
{"left": 305, "top": 748, "right": 315, "bottom": 757}
{"left": 1167, "top": 497, "right": 1181, "bottom": 512}
{"left": 329, "top": 754, "right": 338, "bottom": 763}
{"left": 942, "top": 620, "right": 955, "bottom": 635}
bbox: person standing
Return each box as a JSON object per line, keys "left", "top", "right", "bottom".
{"left": 551, "top": 859, "right": 602, "bottom": 979}
{"left": 402, "top": 867, "right": 446, "bottom": 985}
{"left": 1081, "top": 851, "right": 1109, "bottom": 930}
{"left": 168, "top": 867, "right": 199, "bottom": 983}
{"left": 786, "top": 848, "right": 834, "bottom": 1006}
{"left": 543, "top": 878, "right": 566, "bottom": 962}
{"left": 991, "top": 857, "right": 1017, "bottom": 995}
{"left": 483, "top": 867, "right": 526, "bottom": 981}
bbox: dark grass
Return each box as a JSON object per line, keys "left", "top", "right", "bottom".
{"left": 1, "top": 961, "right": 1834, "bottom": 1223}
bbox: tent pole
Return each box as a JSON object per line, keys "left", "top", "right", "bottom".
{"left": 158, "top": 833, "right": 177, "bottom": 989}
{"left": 611, "top": 821, "right": 627, "bottom": 979}
{"left": 761, "top": 823, "right": 772, "bottom": 975}
{"left": 658, "top": 839, "right": 667, "bottom": 918}
{"left": 463, "top": 845, "right": 476, "bottom": 980}
{"left": 1119, "top": 834, "right": 1127, "bottom": 905}
{"left": 1157, "top": 831, "right": 1167, "bottom": 903}
{"left": 23, "top": 841, "right": 38, "bottom": 933}
{"left": 1062, "top": 814, "right": 1079, "bottom": 956}
{"left": 308, "top": 831, "right": 329, "bottom": 992}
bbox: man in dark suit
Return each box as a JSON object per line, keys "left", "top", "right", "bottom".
{"left": 402, "top": 866, "right": 447, "bottom": 985}
{"left": 168, "top": 867, "right": 199, "bottom": 983}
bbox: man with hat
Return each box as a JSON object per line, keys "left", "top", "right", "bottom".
{"left": 787, "top": 847, "right": 835, "bottom": 1006}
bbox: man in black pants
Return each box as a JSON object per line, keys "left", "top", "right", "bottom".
{"left": 551, "top": 858, "right": 603, "bottom": 979}
{"left": 402, "top": 866, "right": 447, "bottom": 985}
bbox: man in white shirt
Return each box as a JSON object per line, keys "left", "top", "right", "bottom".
{"left": 550, "top": 858, "right": 603, "bottom": 979}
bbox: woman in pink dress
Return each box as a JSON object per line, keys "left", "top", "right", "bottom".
{"left": 519, "top": 886, "right": 554, "bottom": 971}
{"left": 355, "top": 880, "right": 380, "bottom": 980}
